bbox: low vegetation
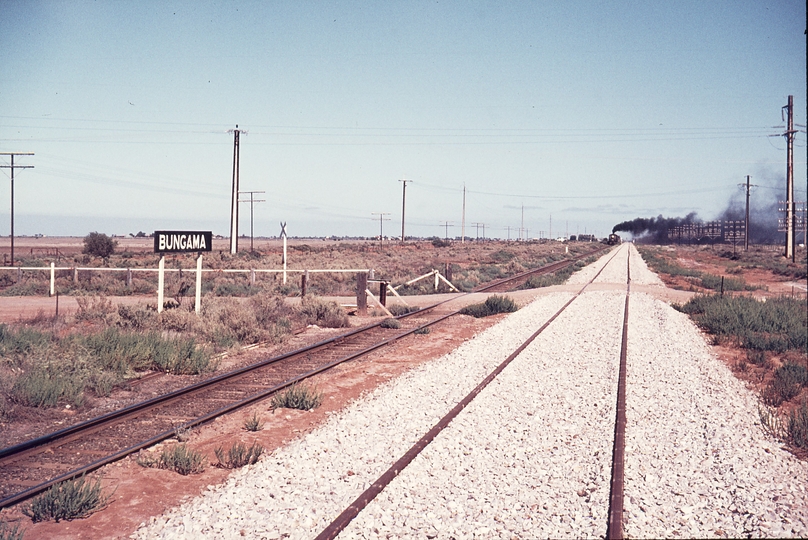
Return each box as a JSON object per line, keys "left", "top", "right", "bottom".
{"left": 760, "top": 400, "right": 808, "bottom": 451}
{"left": 137, "top": 444, "right": 206, "bottom": 475}
{"left": 460, "top": 295, "right": 519, "bottom": 318}
{"left": 638, "top": 247, "right": 756, "bottom": 292}
{"left": 270, "top": 384, "right": 323, "bottom": 411}
{"left": 0, "top": 291, "right": 352, "bottom": 413}
{"left": 675, "top": 295, "right": 806, "bottom": 353}
{"left": 22, "top": 475, "right": 111, "bottom": 523}
{"left": 214, "top": 441, "right": 264, "bottom": 469}
{"left": 676, "top": 293, "right": 808, "bottom": 450}
{"left": 243, "top": 412, "right": 263, "bottom": 432}
{"left": 379, "top": 318, "right": 401, "bottom": 329}
{"left": 0, "top": 520, "right": 24, "bottom": 540}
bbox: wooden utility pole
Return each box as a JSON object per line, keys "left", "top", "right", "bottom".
{"left": 371, "top": 212, "right": 391, "bottom": 249}
{"left": 783, "top": 96, "right": 796, "bottom": 261}
{"left": 238, "top": 190, "right": 265, "bottom": 252}
{"left": 461, "top": 184, "right": 466, "bottom": 244}
{"left": 399, "top": 177, "right": 411, "bottom": 242}
{"left": 0, "top": 152, "right": 34, "bottom": 266}
{"left": 738, "top": 175, "right": 757, "bottom": 251}
{"left": 521, "top": 204, "right": 525, "bottom": 241}
{"left": 440, "top": 221, "right": 453, "bottom": 240}
{"left": 229, "top": 125, "right": 241, "bottom": 254}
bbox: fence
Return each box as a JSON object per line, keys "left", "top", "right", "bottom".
{"left": 0, "top": 263, "right": 371, "bottom": 314}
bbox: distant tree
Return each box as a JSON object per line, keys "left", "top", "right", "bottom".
{"left": 83, "top": 232, "right": 117, "bottom": 258}
{"left": 135, "top": 231, "right": 147, "bottom": 238}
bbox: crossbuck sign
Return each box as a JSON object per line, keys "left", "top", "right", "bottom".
{"left": 154, "top": 231, "right": 213, "bottom": 253}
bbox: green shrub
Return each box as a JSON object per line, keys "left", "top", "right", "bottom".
{"left": 116, "top": 304, "right": 155, "bottom": 330}
{"left": 676, "top": 295, "right": 807, "bottom": 354}
{"left": 0, "top": 520, "right": 24, "bottom": 540}
{"left": 80, "top": 328, "right": 214, "bottom": 375}
{"left": 0, "top": 280, "right": 48, "bottom": 297}
{"left": 74, "top": 295, "right": 116, "bottom": 322}
{"left": 22, "top": 475, "right": 110, "bottom": 522}
{"left": 82, "top": 232, "right": 117, "bottom": 259}
{"left": 380, "top": 318, "right": 401, "bottom": 329}
{"left": 786, "top": 400, "right": 808, "bottom": 449}
{"left": 299, "top": 297, "right": 349, "bottom": 328}
{"left": 137, "top": 444, "right": 205, "bottom": 475}
{"left": 201, "top": 297, "right": 267, "bottom": 346}
{"left": 271, "top": 384, "right": 323, "bottom": 411}
{"left": 0, "top": 325, "right": 53, "bottom": 358}
{"left": 460, "top": 295, "right": 519, "bottom": 318}
{"left": 763, "top": 363, "right": 808, "bottom": 406}
{"left": 387, "top": 305, "right": 420, "bottom": 316}
{"left": 243, "top": 412, "right": 263, "bottom": 432}
{"left": 214, "top": 441, "right": 264, "bottom": 469}
{"left": 11, "top": 364, "right": 85, "bottom": 408}
{"left": 414, "top": 326, "right": 431, "bottom": 335}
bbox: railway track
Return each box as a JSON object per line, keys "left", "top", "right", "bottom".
{"left": 315, "top": 243, "right": 630, "bottom": 539}
{"left": 0, "top": 244, "right": 608, "bottom": 511}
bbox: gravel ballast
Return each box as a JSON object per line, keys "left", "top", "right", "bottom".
{"left": 133, "top": 243, "right": 808, "bottom": 539}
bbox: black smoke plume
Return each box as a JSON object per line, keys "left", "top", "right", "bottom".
{"left": 612, "top": 212, "right": 700, "bottom": 243}
{"left": 613, "top": 166, "right": 797, "bottom": 245}
{"left": 717, "top": 170, "right": 784, "bottom": 245}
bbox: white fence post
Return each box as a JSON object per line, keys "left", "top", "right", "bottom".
{"left": 157, "top": 256, "right": 165, "bottom": 313}
{"left": 50, "top": 262, "right": 55, "bottom": 297}
{"left": 195, "top": 254, "right": 203, "bottom": 315}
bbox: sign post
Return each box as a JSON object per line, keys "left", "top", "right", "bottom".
{"left": 195, "top": 254, "right": 203, "bottom": 315}
{"left": 280, "top": 222, "right": 288, "bottom": 285}
{"left": 154, "top": 231, "right": 212, "bottom": 314}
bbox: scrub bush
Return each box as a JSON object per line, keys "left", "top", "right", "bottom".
{"left": 460, "top": 295, "right": 518, "bottom": 318}
{"left": 22, "top": 475, "right": 110, "bottom": 522}
{"left": 270, "top": 384, "right": 323, "bottom": 411}
{"left": 214, "top": 441, "right": 264, "bottom": 469}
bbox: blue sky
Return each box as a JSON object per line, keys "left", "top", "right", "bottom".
{"left": 1, "top": 0, "right": 805, "bottom": 240}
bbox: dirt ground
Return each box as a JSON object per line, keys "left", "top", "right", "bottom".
{"left": 0, "top": 240, "right": 805, "bottom": 539}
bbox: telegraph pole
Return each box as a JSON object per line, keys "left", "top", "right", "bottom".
{"left": 238, "top": 190, "right": 265, "bottom": 252}
{"left": 229, "top": 125, "right": 242, "bottom": 254}
{"left": 371, "top": 212, "right": 391, "bottom": 249}
{"left": 520, "top": 204, "right": 525, "bottom": 241}
{"left": 472, "top": 222, "right": 481, "bottom": 240}
{"left": 738, "top": 175, "right": 757, "bottom": 251}
{"left": 399, "top": 177, "right": 411, "bottom": 242}
{"left": 0, "top": 152, "right": 34, "bottom": 266}
{"left": 461, "top": 184, "right": 466, "bottom": 244}
{"left": 782, "top": 96, "right": 796, "bottom": 261}
{"left": 440, "top": 221, "right": 453, "bottom": 240}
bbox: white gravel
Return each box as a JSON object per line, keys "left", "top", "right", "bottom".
{"left": 132, "top": 243, "right": 808, "bottom": 539}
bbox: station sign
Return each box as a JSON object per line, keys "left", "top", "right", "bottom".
{"left": 154, "top": 230, "right": 213, "bottom": 253}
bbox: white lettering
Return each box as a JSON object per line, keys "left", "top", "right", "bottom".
{"left": 159, "top": 235, "right": 166, "bottom": 251}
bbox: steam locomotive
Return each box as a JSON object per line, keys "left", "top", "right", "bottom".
{"left": 607, "top": 233, "right": 621, "bottom": 245}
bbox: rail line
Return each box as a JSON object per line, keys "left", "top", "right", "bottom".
{"left": 0, "top": 245, "right": 607, "bottom": 510}
{"left": 315, "top": 244, "right": 630, "bottom": 540}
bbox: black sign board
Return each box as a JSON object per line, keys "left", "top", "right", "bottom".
{"left": 154, "top": 231, "right": 213, "bottom": 253}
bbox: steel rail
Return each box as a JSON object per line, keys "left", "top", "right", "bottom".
{"left": 607, "top": 246, "right": 631, "bottom": 539}
{"left": 315, "top": 245, "right": 625, "bottom": 539}
{"left": 0, "top": 244, "right": 609, "bottom": 510}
